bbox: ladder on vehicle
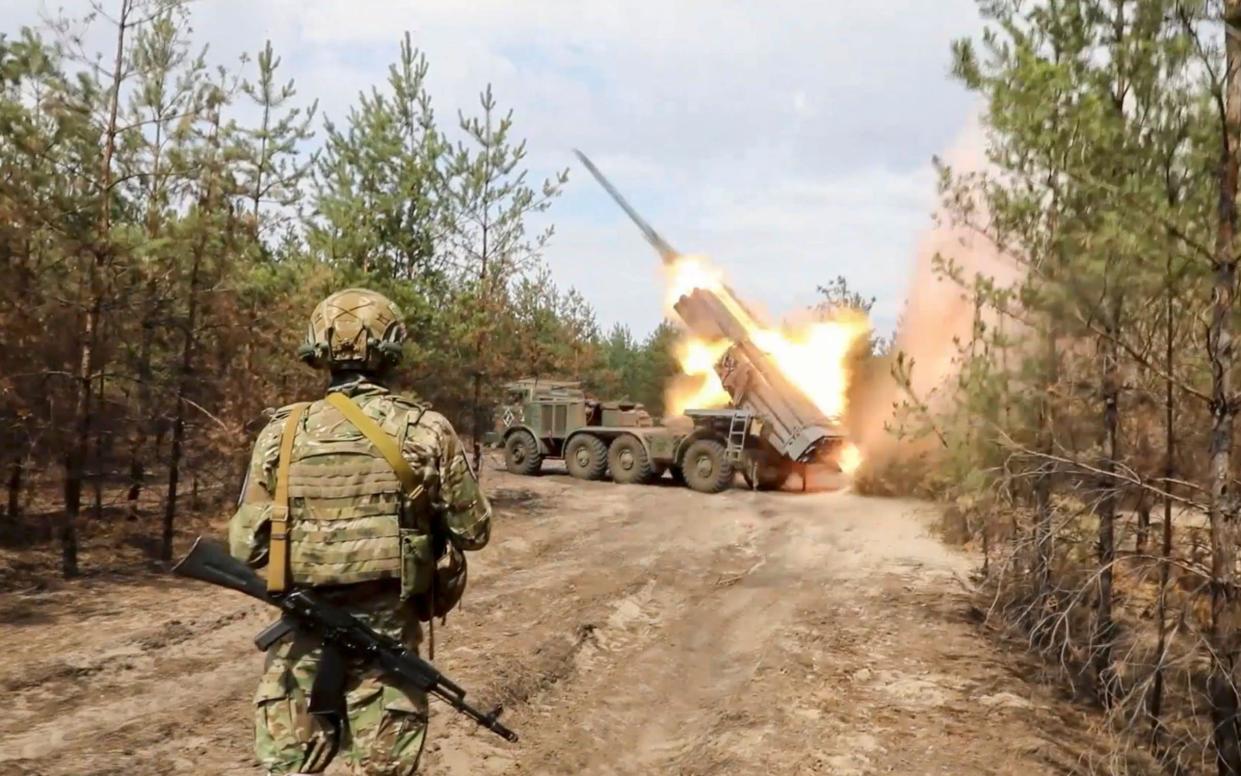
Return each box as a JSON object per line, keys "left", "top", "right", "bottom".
{"left": 726, "top": 411, "right": 751, "bottom": 463}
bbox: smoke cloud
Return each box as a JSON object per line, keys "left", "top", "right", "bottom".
{"left": 849, "top": 114, "right": 1019, "bottom": 468}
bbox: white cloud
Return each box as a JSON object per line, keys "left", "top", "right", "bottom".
{"left": 2, "top": 0, "right": 983, "bottom": 336}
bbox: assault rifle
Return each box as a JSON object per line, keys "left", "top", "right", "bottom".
{"left": 172, "top": 537, "right": 518, "bottom": 743}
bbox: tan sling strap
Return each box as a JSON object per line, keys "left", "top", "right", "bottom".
{"left": 325, "top": 392, "right": 426, "bottom": 505}
{"left": 268, "top": 402, "right": 310, "bottom": 594}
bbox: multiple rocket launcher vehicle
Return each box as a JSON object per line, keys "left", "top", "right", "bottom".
{"left": 488, "top": 153, "right": 848, "bottom": 494}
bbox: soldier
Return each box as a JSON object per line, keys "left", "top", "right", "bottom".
{"left": 227, "top": 288, "right": 491, "bottom": 776}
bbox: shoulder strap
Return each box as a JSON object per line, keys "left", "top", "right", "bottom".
{"left": 326, "top": 392, "right": 426, "bottom": 501}
{"left": 268, "top": 402, "right": 310, "bottom": 594}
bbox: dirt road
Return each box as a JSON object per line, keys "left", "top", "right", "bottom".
{"left": 0, "top": 463, "right": 1104, "bottom": 775}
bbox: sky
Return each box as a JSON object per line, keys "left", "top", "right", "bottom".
{"left": 3, "top": 0, "right": 983, "bottom": 338}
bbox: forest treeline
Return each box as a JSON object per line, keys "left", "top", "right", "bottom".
{"left": 0, "top": 2, "right": 685, "bottom": 576}
{"left": 865, "top": 0, "right": 1241, "bottom": 770}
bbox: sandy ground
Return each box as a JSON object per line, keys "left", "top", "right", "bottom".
{"left": 0, "top": 461, "right": 1108, "bottom": 775}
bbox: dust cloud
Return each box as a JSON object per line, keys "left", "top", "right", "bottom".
{"left": 849, "top": 115, "right": 1019, "bottom": 470}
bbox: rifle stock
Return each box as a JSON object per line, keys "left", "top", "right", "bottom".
{"left": 172, "top": 536, "right": 518, "bottom": 743}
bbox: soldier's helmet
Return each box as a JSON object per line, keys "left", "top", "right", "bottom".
{"left": 298, "top": 288, "right": 407, "bottom": 372}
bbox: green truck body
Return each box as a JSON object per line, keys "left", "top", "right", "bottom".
{"left": 488, "top": 379, "right": 814, "bottom": 494}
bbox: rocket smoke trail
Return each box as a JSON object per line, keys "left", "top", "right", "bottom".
{"left": 573, "top": 149, "right": 679, "bottom": 265}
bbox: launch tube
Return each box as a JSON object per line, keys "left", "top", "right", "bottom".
{"left": 673, "top": 288, "right": 839, "bottom": 462}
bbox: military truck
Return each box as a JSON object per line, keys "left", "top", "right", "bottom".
{"left": 516, "top": 150, "right": 855, "bottom": 493}
{"left": 489, "top": 378, "right": 820, "bottom": 494}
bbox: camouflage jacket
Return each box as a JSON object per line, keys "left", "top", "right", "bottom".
{"left": 228, "top": 376, "right": 491, "bottom": 586}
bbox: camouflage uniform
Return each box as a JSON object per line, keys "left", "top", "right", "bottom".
{"left": 252, "top": 590, "right": 428, "bottom": 775}
{"left": 228, "top": 289, "right": 490, "bottom": 776}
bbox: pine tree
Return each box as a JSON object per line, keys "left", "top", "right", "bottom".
{"left": 440, "top": 82, "right": 568, "bottom": 473}
{"left": 162, "top": 67, "right": 240, "bottom": 561}
{"left": 121, "top": 0, "right": 206, "bottom": 521}
{"left": 239, "top": 39, "right": 317, "bottom": 237}
{"left": 307, "top": 33, "right": 443, "bottom": 284}
{"left": 48, "top": 0, "right": 149, "bottom": 576}
{"left": 637, "top": 321, "right": 680, "bottom": 417}
{"left": 0, "top": 31, "right": 66, "bottom": 531}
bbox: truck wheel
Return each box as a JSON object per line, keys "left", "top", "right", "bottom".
{"left": 504, "top": 430, "right": 542, "bottom": 475}
{"left": 609, "top": 436, "right": 655, "bottom": 485}
{"left": 682, "top": 439, "right": 734, "bottom": 494}
{"left": 565, "top": 434, "right": 608, "bottom": 480}
{"left": 743, "top": 457, "right": 793, "bottom": 491}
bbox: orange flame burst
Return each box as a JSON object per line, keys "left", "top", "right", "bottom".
{"left": 667, "top": 338, "right": 732, "bottom": 413}
{"left": 838, "top": 442, "right": 863, "bottom": 476}
{"left": 661, "top": 254, "right": 871, "bottom": 471}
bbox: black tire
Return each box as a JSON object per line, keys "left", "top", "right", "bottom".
{"left": 504, "top": 430, "right": 542, "bottom": 476}
{"left": 609, "top": 435, "right": 655, "bottom": 485}
{"left": 565, "top": 434, "right": 608, "bottom": 480}
{"left": 742, "top": 456, "right": 793, "bottom": 491}
{"left": 681, "top": 439, "right": 734, "bottom": 494}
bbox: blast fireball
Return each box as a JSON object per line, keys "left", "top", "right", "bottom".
{"left": 662, "top": 253, "right": 870, "bottom": 442}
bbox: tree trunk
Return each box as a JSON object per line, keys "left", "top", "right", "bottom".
{"left": 93, "top": 373, "right": 106, "bottom": 522}
{"left": 1092, "top": 301, "right": 1121, "bottom": 706}
{"left": 63, "top": 298, "right": 94, "bottom": 578}
{"left": 1210, "top": 4, "right": 1241, "bottom": 772}
{"left": 1032, "top": 322, "right": 1058, "bottom": 631}
{"left": 1032, "top": 164, "right": 1066, "bottom": 629}
{"left": 63, "top": 0, "right": 131, "bottom": 578}
{"left": 128, "top": 283, "right": 157, "bottom": 520}
{"left": 1150, "top": 251, "right": 1176, "bottom": 743}
{"left": 164, "top": 410, "right": 184, "bottom": 562}
{"left": 1136, "top": 495, "right": 1150, "bottom": 554}
{"left": 471, "top": 175, "right": 492, "bottom": 483}
{"left": 6, "top": 457, "right": 22, "bottom": 521}
{"left": 999, "top": 315, "right": 1020, "bottom": 574}
{"left": 127, "top": 455, "right": 145, "bottom": 521}
{"left": 131, "top": 90, "right": 168, "bottom": 522}
{"left": 252, "top": 93, "right": 270, "bottom": 221}
{"left": 165, "top": 91, "right": 215, "bottom": 564}
{"left": 966, "top": 290, "right": 987, "bottom": 574}
{"left": 164, "top": 272, "right": 198, "bottom": 561}
{"left": 472, "top": 371, "right": 483, "bottom": 480}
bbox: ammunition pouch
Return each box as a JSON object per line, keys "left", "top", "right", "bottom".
{"left": 228, "top": 501, "right": 272, "bottom": 566}
{"left": 399, "top": 528, "right": 435, "bottom": 600}
{"left": 432, "top": 543, "right": 468, "bottom": 618}
{"left": 407, "top": 542, "right": 468, "bottom": 623}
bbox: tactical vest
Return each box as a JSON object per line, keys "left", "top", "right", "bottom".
{"left": 281, "top": 394, "right": 435, "bottom": 595}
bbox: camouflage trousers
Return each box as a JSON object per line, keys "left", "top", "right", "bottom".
{"left": 254, "top": 590, "right": 428, "bottom": 776}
